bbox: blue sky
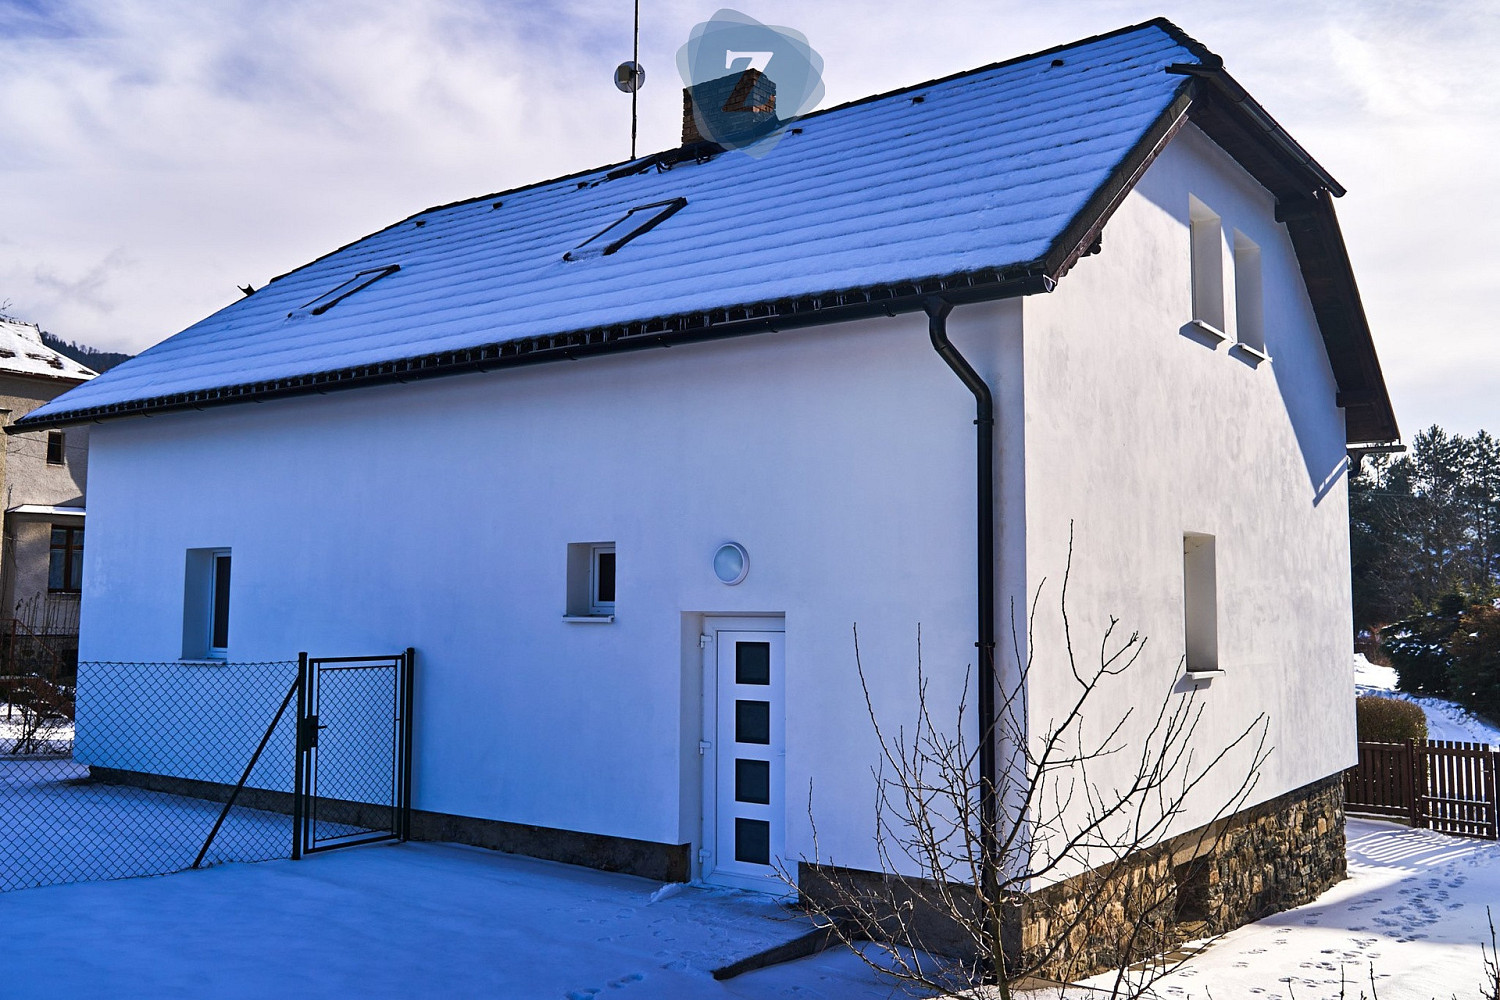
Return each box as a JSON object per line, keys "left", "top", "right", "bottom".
{"left": 1, "top": 0, "right": 1495, "bottom": 436}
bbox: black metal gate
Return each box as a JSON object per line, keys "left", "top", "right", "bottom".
{"left": 293, "top": 649, "right": 414, "bottom": 856}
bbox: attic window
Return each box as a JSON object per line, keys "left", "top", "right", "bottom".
{"left": 1188, "top": 196, "right": 1225, "bottom": 333}
{"left": 563, "top": 198, "right": 687, "bottom": 262}
{"left": 289, "top": 265, "right": 400, "bottom": 319}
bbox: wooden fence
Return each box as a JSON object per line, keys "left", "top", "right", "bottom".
{"left": 1344, "top": 739, "right": 1498, "bottom": 839}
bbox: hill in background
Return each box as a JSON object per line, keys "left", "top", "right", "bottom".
{"left": 39, "top": 332, "right": 134, "bottom": 373}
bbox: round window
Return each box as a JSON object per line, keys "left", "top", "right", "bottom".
{"left": 713, "top": 542, "right": 749, "bottom": 586}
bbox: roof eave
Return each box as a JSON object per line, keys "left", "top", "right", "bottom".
{"left": 11, "top": 269, "right": 1055, "bottom": 432}
{"left": 1043, "top": 63, "right": 1397, "bottom": 448}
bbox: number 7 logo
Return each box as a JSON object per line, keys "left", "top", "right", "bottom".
{"left": 725, "top": 50, "right": 773, "bottom": 73}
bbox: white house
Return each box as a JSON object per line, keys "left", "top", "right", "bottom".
{"left": 18, "top": 19, "right": 1398, "bottom": 974}
{"left": 0, "top": 316, "right": 95, "bottom": 650}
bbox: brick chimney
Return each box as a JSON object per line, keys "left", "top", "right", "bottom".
{"left": 682, "top": 69, "right": 778, "bottom": 148}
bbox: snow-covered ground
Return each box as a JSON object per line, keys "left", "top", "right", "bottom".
{"left": 2, "top": 817, "right": 1495, "bottom": 999}
{"left": 0, "top": 842, "right": 896, "bottom": 1000}
{"left": 0, "top": 757, "right": 293, "bottom": 891}
{"left": 1081, "top": 818, "right": 1500, "bottom": 1000}
{"left": 0, "top": 703, "right": 72, "bottom": 754}
{"left": 1353, "top": 653, "right": 1500, "bottom": 745}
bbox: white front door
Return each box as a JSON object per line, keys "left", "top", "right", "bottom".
{"left": 701, "top": 619, "right": 785, "bottom": 891}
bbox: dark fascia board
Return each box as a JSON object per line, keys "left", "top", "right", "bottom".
{"left": 14, "top": 270, "right": 1054, "bottom": 431}
{"left": 1043, "top": 84, "right": 1194, "bottom": 281}
{"left": 1172, "top": 78, "right": 1397, "bottom": 444}
{"left": 1035, "top": 71, "right": 1396, "bottom": 447}
{"left": 1277, "top": 192, "right": 1400, "bottom": 444}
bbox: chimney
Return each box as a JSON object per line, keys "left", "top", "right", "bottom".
{"left": 682, "top": 68, "right": 778, "bottom": 148}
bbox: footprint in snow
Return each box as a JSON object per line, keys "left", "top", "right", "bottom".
{"left": 660, "top": 960, "right": 687, "bottom": 971}
{"left": 609, "top": 973, "right": 645, "bottom": 988}
{"left": 566, "top": 991, "right": 600, "bottom": 1000}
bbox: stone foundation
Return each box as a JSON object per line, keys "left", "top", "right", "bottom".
{"left": 801, "top": 772, "right": 1347, "bottom": 984}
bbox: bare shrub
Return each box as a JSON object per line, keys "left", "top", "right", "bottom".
{"left": 789, "top": 540, "right": 1271, "bottom": 998}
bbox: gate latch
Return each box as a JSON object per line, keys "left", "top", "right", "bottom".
{"left": 298, "top": 714, "right": 321, "bottom": 751}
{"left": 697, "top": 740, "right": 712, "bottom": 756}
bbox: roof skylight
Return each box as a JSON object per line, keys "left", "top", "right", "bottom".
{"left": 563, "top": 198, "right": 687, "bottom": 262}
{"left": 288, "top": 265, "right": 401, "bottom": 320}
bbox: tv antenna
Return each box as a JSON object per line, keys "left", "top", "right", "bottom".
{"left": 614, "top": 0, "right": 645, "bottom": 159}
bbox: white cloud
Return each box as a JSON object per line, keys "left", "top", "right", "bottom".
{"left": 0, "top": 0, "right": 1496, "bottom": 435}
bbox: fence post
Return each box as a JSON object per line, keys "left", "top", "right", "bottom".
{"left": 1407, "top": 738, "right": 1422, "bottom": 829}
{"left": 400, "top": 647, "right": 415, "bottom": 842}
{"left": 1486, "top": 746, "right": 1498, "bottom": 841}
{"left": 292, "top": 652, "right": 308, "bottom": 861}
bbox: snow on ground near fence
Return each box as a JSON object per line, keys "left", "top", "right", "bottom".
{"left": 1064, "top": 818, "right": 1500, "bottom": 1000}
{"left": 0, "top": 757, "right": 293, "bottom": 890}
{"left": 1, "top": 817, "right": 1496, "bottom": 998}
{"left": 1354, "top": 654, "right": 1500, "bottom": 745}
{"left": 0, "top": 842, "right": 897, "bottom": 1000}
{"left": 0, "top": 704, "right": 72, "bottom": 754}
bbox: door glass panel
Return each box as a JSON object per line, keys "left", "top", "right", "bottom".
{"left": 735, "top": 642, "right": 771, "bottom": 685}
{"left": 735, "top": 759, "right": 770, "bottom": 804}
{"left": 735, "top": 817, "right": 770, "bottom": 864}
{"left": 735, "top": 700, "right": 770, "bottom": 745}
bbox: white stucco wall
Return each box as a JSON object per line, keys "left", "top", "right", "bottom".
{"left": 73, "top": 124, "right": 1363, "bottom": 882}
{"left": 77, "top": 304, "right": 1022, "bottom": 874}
{"left": 1014, "top": 124, "right": 1356, "bottom": 862}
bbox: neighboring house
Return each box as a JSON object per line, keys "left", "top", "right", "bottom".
{"left": 17, "top": 20, "right": 1399, "bottom": 971}
{"left": 0, "top": 315, "right": 95, "bottom": 663}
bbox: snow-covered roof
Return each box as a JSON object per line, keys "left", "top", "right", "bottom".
{"left": 17, "top": 19, "right": 1395, "bottom": 443}
{"left": 0, "top": 318, "right": 96, "bottom": 383}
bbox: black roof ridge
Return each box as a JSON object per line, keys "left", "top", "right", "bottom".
{"left": 263, "top": 18, "right": 1204, "bottom": 289}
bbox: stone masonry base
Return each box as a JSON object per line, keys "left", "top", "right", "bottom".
{"left": 800, "top": 773, "right": 1347, "bottom": 983}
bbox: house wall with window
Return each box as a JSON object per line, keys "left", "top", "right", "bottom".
{"left": 1015, "top": 124, "right": 1355, "bottom": 871}
{"left": 75, "top": 303, "right": 1020, "bottom": 873}
{"left": 0, "top": 359, "right": 93, "bottom": 633}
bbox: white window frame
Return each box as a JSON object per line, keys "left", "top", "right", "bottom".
{"left": 1183, "top": 533, "right": 1218, "bottom": 675}
{"left": 589, "top": 543, "right": 616, "bottom": 616}
{"left": 207, "top": 549, "right": 232, "bottom": 657}
{"left": 1188, "top": 195, "right": 1226, "bottom": 335}
{"left": 1232, "top": 230, "right": 1268, "bottom": 358}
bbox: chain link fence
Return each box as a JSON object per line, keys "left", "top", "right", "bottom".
{"left": 1, "top": 659, "right": 300, "bottom": 892}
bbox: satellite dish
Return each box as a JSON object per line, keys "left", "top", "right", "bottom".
{"left": 614, "top": 61, "right": 645, "bottom": 93}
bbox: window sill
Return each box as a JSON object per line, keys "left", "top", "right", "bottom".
{"left": 1184, "top": 669, "right": 1225, "bottom": 683}
{"left": 178, "top": 658, "right": 229, "bottom": 666}
{"left": 1230, "top": 342, "right": 1271, "bottom": 364}
{"left": 1184, "top": 319, "right": 1229, "bottom": 343}
{"left": 562, "top": 614, "right": 615, "bottom": 624}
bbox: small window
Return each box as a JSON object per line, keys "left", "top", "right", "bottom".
{"left": 563, "top": 198, "right": 687, "bottom": 261}
{"left": 565, "top": 541, "right": 616, "bottom": 620}
{"left": 288, "top": 265, "right": 400, "bottom": 319}
{"left": 1183, "top": 533, "right": 1218, "bottom": 673}
{"left": 48, "top": 525, "right": 84, "bottom": 593}
{"left": 46, "top": 431, "right": 65, "bottom": 466}
{"left": 183, "top": 547, "right": 231, "bottom": 657}
{"left": 1233, "top": 231, "right": 1264, "bottom": 353}
{"left": 1189, "top": 196, "right": 1224, "bottom": 332}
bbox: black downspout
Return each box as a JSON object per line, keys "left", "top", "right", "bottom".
{"left": 925, "top": 298, "right": 1002, "bottom": 971}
